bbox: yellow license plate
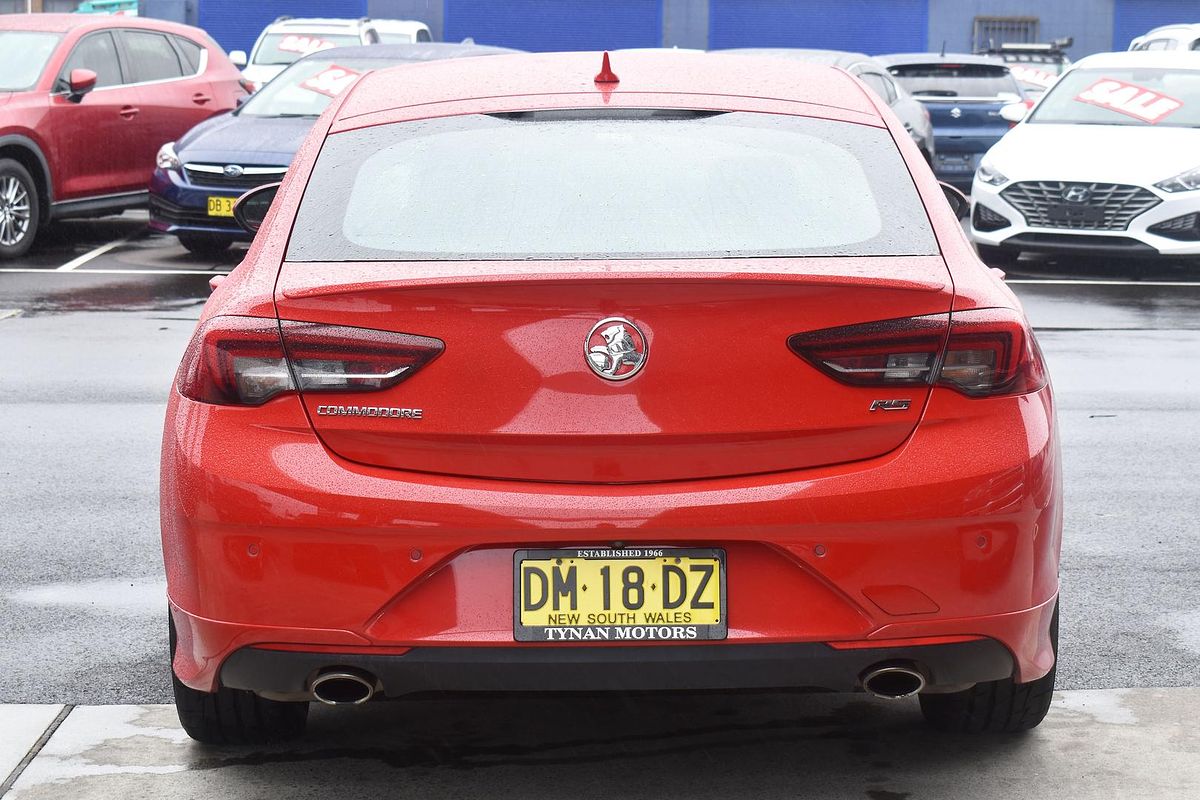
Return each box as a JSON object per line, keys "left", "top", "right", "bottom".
{"left": 514, "top": 547, "right": 726, "bottom": 642}
{"left": 206, "top": 196, "right": 236, "bottom": 217}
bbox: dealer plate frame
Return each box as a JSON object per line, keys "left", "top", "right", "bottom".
{"left": 512, "top": 547, "right": 727, "bottom": 643}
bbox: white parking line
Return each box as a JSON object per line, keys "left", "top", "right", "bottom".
{"left": 53, "top": 232, "right": 144, "bottom": 272}
{"left": 0, "top": 268, "right": 230, "bottom": 276}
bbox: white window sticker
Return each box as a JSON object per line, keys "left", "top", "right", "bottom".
{"left": 277, "top": 35, "right": 336, "bottom": 56}
{"left": 298, "top": 64, "right": 362, "bottom": 97}
{"left": 1075, "top": 78, "right": 1183, "bottom": 123}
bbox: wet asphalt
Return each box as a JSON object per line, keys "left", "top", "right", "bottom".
{"left": 0, "top": 216, "right": 1198, "bottom": 709}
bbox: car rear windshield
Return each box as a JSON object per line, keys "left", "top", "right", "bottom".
{"left": 888, "top": 63, "right": 1021, "bottom": 99}
{"left": 252, "top": 33, "right": 361, "bottom": 66}
{"left": 239, "top": 57, "right": 388, "bottom": 117}
{"left": 286, "top": 111, "right": 938, "bottom": 261}
{"left": 0, "top": 31, "right": 60, "bottom": 91}
{"left": 1029, "top": 67, "right": 1200, "bottom": 127}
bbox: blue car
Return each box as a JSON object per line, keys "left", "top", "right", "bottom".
{"left": 149, "top": 43, "right": 518, "bottom": 254}
{"left": 877, "top": 54, "right": 1027, "bottom": 192}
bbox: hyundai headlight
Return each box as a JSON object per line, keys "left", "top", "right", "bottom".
{"left": 1155, "top": 166, "right": 1200, "bottom": 193}
{"left": 156, "top": 142, "right": 181, "bottom": 172}
{"left": 976, "top": 160, "right": 1008, "bottom": 187}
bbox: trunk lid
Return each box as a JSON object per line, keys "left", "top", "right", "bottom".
{"left": 276, "top": 257, "right": 954, "bottom": 483}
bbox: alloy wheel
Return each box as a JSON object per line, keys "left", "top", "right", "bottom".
{"left": 0, "top": 175, "right": 32, "bottom": 247}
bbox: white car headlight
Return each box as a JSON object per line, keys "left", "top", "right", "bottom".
{"left": 976, "top": 160, "right": 1008, "bottom": 187}
{"left": 156, "top": 142, "right": 181, "bottom": 172}
{"left": 1155, "top": 166, "right": 1200, "bottom": 193}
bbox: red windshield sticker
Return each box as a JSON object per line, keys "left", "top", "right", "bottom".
{"left": 298, "top": 65, "right": 362, "bottom": 97}
{"left": 277, "top": 35, "right": 336, "bottom": 56}
{"left": 1009, "top": 65, "right": 1058, "bottom": 89}
{"left": 1075, "top": 78, "right": 1183, "bottom": 123}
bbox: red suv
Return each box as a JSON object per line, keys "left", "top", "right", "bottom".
{"left": 0, "top": 14, "right": 246, "bottom": 258}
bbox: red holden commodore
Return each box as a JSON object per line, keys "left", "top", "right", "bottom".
{"left": 161, "top": 51, "right": 1062, "bottom": 743}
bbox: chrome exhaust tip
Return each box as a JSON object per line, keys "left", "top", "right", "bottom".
{"left": 861, "top": 664, "right": 926, "bottom": 700}
{"left": 310, "top": 670, "right": 376, "bottom": 705}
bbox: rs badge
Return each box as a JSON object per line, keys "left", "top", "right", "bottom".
{"left": 870, "top": 399, "right": 912, "bottom": 412}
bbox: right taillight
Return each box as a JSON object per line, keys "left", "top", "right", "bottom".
{"left": 937, "top": 308, "right": 1047, "bottom": 397}
{"left": 788, "top": 308, "right": 1046, "bottom": 398}
{"left": 177, "top": 316, "right": 444, "bottom": 406}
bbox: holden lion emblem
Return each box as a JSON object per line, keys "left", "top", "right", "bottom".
{"left": 585, "top": 317, "right": 647, "bottom": 381}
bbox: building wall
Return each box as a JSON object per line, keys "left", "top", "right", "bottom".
{"left": 927, "top": 0, "right": 1114, "bottom": 60}
{"left": 1, "top": 0, "right": 78, "bottom": 11}
{"left": 707, "top": 0, "right": 928, "bottom": 54}
{"left": 663, "top": 0, "right": 707, "bottom": 49}
{"left": 443, "top": 0, "right": 663, "bottom": 51}
{"left": 139, "top": 0, "right": 194, "bottom": 25}
{"left": 29, "top": 0, "right": 1200, "bottom": 56}
{"left": 1112, "top": 0, "right": 1199, "bottom": 49}
{"left": 368, "top": 0, "right": 442, "bottom": 41}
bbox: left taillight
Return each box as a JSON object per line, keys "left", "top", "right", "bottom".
{"left": 177, "top": 316, "right": 444, "bottom": 406}
{"left": 787, "top": 308, "right": 1047, "bottom": 398}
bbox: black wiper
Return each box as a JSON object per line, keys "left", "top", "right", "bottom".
{"left": 270, "top": 113, "right": 321, "bottom": 118}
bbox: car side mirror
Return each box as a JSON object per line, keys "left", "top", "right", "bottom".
{"left": 940, "top": 182, "right": 970, "bottom": 221}
{"left": 999, "top": 103, "right": 1028, "bottom": 124}
{"left": 233, "top": 182, "right": 281, "bottom": 234}
{"left": 67, "top": 68, "right": 97, "bottom": 102}
{"left": 229, "top": 50, "right": 248, "bottom": 68}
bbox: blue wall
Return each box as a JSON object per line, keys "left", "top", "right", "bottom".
{"left": 708, "top": 0, "right": 928, "bottom": 53}
{"left": 444, "top": 0, "right": 663, "bottom": 51}
{"left": 1113, "top": 0, "right": 1199, "bottom": 49}
{"left": 134, "top": 0, "right": 1200, "bottom": 56}
{"left": 927, "top": 0, "right": 1114, "bottom": 60}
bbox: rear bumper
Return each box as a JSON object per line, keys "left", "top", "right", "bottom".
{"left": 219, "top": 637, "right": 1016, "bottom": 698}
{"left": 163, "top": 384, "right": 1062, "bottom": 694}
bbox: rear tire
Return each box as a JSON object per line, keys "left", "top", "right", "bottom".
{"left": 0, "top": 158, "right": 40, "bottom": 260}
{"left": 919, "top": 601, "right": 1058, "bottom": 733}
{"left": 177, "top": 233, "right": 233, "bottom": 256}
{"left": 170, "top": 614, "right": 308, "bottom": 744}
{"left": 976, "top": 243, "right": 1020, "bottom": 267}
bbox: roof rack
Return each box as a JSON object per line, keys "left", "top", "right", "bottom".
{"left": 980, "top": 37, "right": 1072, "bottom": 57}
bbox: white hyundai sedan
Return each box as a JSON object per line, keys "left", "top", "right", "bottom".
{"left": 970, "top": 51, "right": 1200, "bottom": 264}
